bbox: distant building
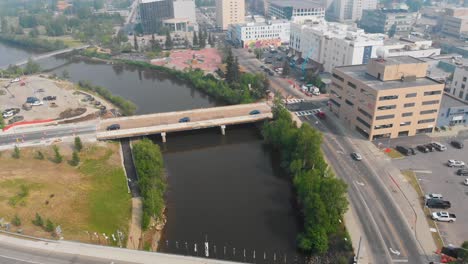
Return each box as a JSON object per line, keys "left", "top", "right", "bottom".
{"left": 441, "top": 7, "right": 468, "bottom": 39}
{"left": 450, "top": 65, "right": 468, "bottom": 102}
{"left": 227, "top": 19, "right": 290, "bottom": 48}
{"left": 360, "top": 9, "right": 418, "bottom": 35}
{"left": 329, "top": 56, "right": 444, "bottom": 140}
{"left": 267, "top": 0, "right": 325, "bottom": 22}
{"left": 163, "top": 18, "right": 192, "bottom": 32}
{"left": 173, "top": 0, "right": 196, "bottom": 24}
{"left": 290, "top": 20, "right": 385, "bottom": 72}
{"left": 137, "top": 0, "right": 174, "bottom": 34}
{"left": 327, "top": 0, "right": 377, "bottom": 22}
{"left": 215, "top": 0, "right": 245, "bottom": 30}
{"left": 382, "top": 36, "right": 440, "bottom": 58}
{"left": 437, "top": 94, "right": 468, "bottom": 127}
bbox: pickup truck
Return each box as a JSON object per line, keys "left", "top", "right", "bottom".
{"left": 432, "top": 211, "right": 456, "bottom": 222}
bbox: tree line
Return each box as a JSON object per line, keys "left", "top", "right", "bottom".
{"left": 262, "top": 103, "right": 350, "bottom": 254}
{"left": 132, "top": 138, "right": 166, "bottom": 229}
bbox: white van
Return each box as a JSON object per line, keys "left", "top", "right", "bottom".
{"left": 432, "top": 142, "right": 447, "bottom": 151}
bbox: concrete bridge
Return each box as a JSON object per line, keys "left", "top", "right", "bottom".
{"left": 97, "top": 102, "right": 273, "bottom": 141}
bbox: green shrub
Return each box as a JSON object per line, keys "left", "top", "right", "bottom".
{"left": 74, "top": 136, "right": 83, "bottom": 152}
{"left": 52, "top": 145, "right": 62, "bottom": 163}
{"left": 32, "top": 213, "right": 43, "bottom": 226}
{"left": 12, "top": 214, "right": 21, "bottom": 226}
{"left": 70, "top": 151, "right": 80, "bottom": 166}
{"left": 35, "top": 151, "right": 44, "bottom": 160}
{"left": 45, "top": 219, "right": 55, "bottom": 232}
{"left": 12, "top": 146, "right": 20, "bottom": 159}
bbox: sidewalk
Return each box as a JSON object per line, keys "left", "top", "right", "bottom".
{"left": 127, "top": 197, "right": 143, "bottom": 250}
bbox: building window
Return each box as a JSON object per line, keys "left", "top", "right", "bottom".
{"left": 376, "top": 114, "right": 395, "bottom": 120}
{"left": 462, "top": 84, "right": 466, "bottom": 89}
{"left": 402, "top": 112, "right": 413, "bottom": 117}
{"left": 422, "top": 100, "right": 440, "bottom": 105}
{"left": 416, "top": 128, "right": 433, "bottom": 134}
{"left": 377, "top": 105, "right": 396, "bottom": 110}
{"left": 332, "top": 73, "right": 344, "bottom": 82}
{"left": 348, "top": 81, "right": 356, "bottom": 89}
{"left": 356, "top": 116, "right": 371, "bottom": 128}
{"left": 374, "top": 124, "right": 393, "bottom": 129}
{"left": 406, "top": 93, "right": 417, "bottom": 98}
{"left": 332, "top": 82, "right": 343, "bottom": 90}
{"left": 423, "top": 91, "right": 442, "bottom": 96}
{"left": 463, "top": 77, "right": 467, "bottom": 82}
{"left": 400, "top": 121, "right": 411, "bottom": 126}
{"left": 330, "top": 98, "right": 341, "bottom": 107}
{"left": 418, "top": 118, "right": 436, "bottom": 124}
{"left": 345, "top": 99, "right": 354, "bottom": 106}
{"left": 358, "top": 107, "right": 372, "bottom": 119}
{"left": 379, "top": 95, "right": 398, "bottom": 101}
{"left": 398, "top": 131, "right": 409, "bottom": 137}
{"left": 420, "top": 109, "right": 437, "bottom": 115}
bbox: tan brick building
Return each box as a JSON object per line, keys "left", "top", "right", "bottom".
{"left": 215, "top": 0, "right": 245, "bottom": 30}
{"left": 329, "top": 56, "right": 444, "bottom": 140}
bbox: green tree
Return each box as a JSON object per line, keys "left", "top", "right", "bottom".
{"left": 52, "top": 145, "right": 62, "bottom": 163}
{"left": 0, "top": 115, "right": 4, "bottom": 129}
{"left": 45, "top": 219, "right": 55, "bottom": 232}
{"left": 198, "top": 27, "right": 205, "bottom": 48}
{"left": 254, "top": 48, "right": 263, "bottom": 59}
{"left": 35, "top": 150, "right": 44, "bottom": 160}
{"left": 225, "top": 48, "right": 239, "bottom": 83}
{"left": 74, "top": 136, "right": 83, "bottom": 152}
{"left": 164, "top": 31, "right": 173, "bottom": 49}
{"left": 12, "top": 146, "right": 20, "bottom": 159}
{"left": 133, "top": 34, "right": 138, "bottom": 51}
{"left": 388, "top": 23, "right": 397, "bottom": 38}
{"left": 12, "top": 214, "right": 21, "bottom": 226}
{"left": 459, "top": 241, "right": 468, "bottom": 262}
{"left": 32, "top": 213, "right": 43, "bottom": 226}
{"left": 24, "top": 58, "right": 41, "bottom": 75}
{"left": 70, "top": 151, "right": 80, "bottom": 166}
{"left": 192, "top": 31, "right": 199, "bottom": 46}
{"left": 29, "top": 27, "right": 39, "bottom": 38}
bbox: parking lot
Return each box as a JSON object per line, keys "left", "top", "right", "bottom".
{"left": 387, "top": 133, "right": 468, "bottom": 246}
{"left": 1, "top": 75, "right": 107, "bottom": 126}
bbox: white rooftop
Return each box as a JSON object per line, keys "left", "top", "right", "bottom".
{"left": 296, "top": 20, "right": 386, "bottom": 42}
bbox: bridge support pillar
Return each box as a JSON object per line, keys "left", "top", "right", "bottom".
{"left": 161, "top": 132, "right": 167, "bottom": 143}
{"left": 220, "top": 125, "right": 226, "bottom": 135}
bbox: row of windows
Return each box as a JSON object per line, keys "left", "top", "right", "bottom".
{"left": 356, "top": 116, "right": 370, "bottom": 128}
{"left": 376, "top": 114, "right": 394, "bottom": 120}
{"left": 358, "top": 107, "right": 372, "bottom": 119}
{"left": 332, "top": 73, "right": 344, "bottom": 82}
{"left": 418, "top": 118, "right": 435, "bottom": 124}
{"left": 374, "top": 124, "right": 393, "bottom": 130}
{"left": 380, "top": 92, "right": 442, "bottom": 101}
{"left": 377, "top": 105, "right": 396, "bottom": 110}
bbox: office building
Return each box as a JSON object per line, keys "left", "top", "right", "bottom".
{"left": 382, "top": 36, "right": 440, "bottom": 58}
{"left": 360, "top": 9, "right": 418, "bottom": 35}
{"left": 267, "top": 0, "right": 325, "bottom": 22}
{"left": 327, "top": 0, "right": 377, "bottom": 22}
{"left": 137, "top": 0, "right": 174, "bottom": 34}
{"left": 215, "top": 0, "right": 245, "bottom": 30}
{"left": 437, "top": 94, "right": 468, "bottom": 127}
{"left": 450, "top": 65, "right": 468, "bottom": 102}
{"left": 227, "top": 19, "right": 290, "bottom": 48}
{"left": 173, "top": 0, "right": 196, "bottom": 24}
{"left": 441, "top": 7, "right": 468, "bottom": 39}
{"left": 329, "top": 56, "right": 444, "bottom": 140}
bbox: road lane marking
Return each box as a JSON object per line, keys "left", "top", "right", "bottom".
{"left": 0, "top": 254, "right": 44, "bottom": 264}
{"left": 389, "top": 247, "right": 401, "bottom": 256}
{"left": 392, "top": 259, "right": 408, "bottom": 262}
{"left": 412, "top": 170, "right": 432, "bottom": 174}
{"left": 355, "top": 181, "right": 365, "bottom": 186}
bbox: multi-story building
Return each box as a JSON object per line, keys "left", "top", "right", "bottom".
{"left": 173, "top": 0, "right": 196, "bottom": 24}
{"left": 215, "top": 0, "right": 245, "bottom": 30}
{"left": 327, "top": 0, "right": 377, "bottom": 22}
{"left": 267, "top": 0, "right": 325, "bottom": 22}
{"left": 441, "top": 7, "right": 468, "bottom": 38}
{"left": 290, "top": 20, "right": 385, "bottom": 72}
{"left": 329, "top": 56, "right": 444, "bottom": 140}
{"left": 360, "top": 9, "right": 418, "bottom": 35}
{"left": 450, "top": 65, "right": 468, "bottom": 102}
{"left": 382, "top": 36, "right": 440, "bottom": 58}
{"left": 137, "top": 0, "right": 174, "bottom": 34}
{"left": 227, "top": 19, "right": 290, "bottom": 48}
{"left": 437, "top": 94, "right": 468, "bottom": 127}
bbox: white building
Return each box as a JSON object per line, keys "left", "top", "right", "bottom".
{"left": 382, "top": 36, "right": 440, "bottom": 58}
{"left": 227, "top": 18, "right": 290, "bottom": 48}
{"left": 290, "top": 20, "right": 385, "bottom": 72}
{"left": 268, "top": 0, "right": 325, "bottom": 22}
{"left": 450, "top": 66, "right": 468, "bottom": 102}
{"left": 327, "top": 0, "right": 377, "bottom": 22}
{"left": 173, "top": 0, "right": 196, "bottom": 24}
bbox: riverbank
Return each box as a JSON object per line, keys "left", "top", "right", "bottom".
{"left": 0, "top": 34, "right": 67, "bottom": 53}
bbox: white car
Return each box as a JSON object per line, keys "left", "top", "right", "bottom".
{"left": 351, "top": 152, "right": 362, "bottom": 161}
{"left": 431, "top": 211, "right": 456, "bottom": 222}
{"left": 30, "top": 100, "right": 43, "bottom": 106}
{"left": 2, "top": 110, "right": 14, "bottom": 118}
{"left": 447, "top": 160, "right": 465, "bottom": 168}
{"left": 425, "top": 193, "right": 443, "bottom": 200}
{"left": 10, "top": 78, "right": 20, "bottom": 83}
{"left": 464, "top": 178, "right": 468, "bottom": 186}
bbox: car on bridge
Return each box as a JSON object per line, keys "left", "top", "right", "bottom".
{"left": 249, "top": 110, "right": 260, "bottom": 115}
{"left": 106, "top": 124, "right": 121, "bottom": 131}
{"left": 179, "top": 117, "right": 190, "bottom": 123}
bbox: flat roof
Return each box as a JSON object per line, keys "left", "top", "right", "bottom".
{"left": 441, "top": 93, "right": 468, "bottom": 108}
{"left": 335, "top": 64, "right": 442, "bottom": 91}
{"left": 269, "top": 0, "right": 323, "bottom": 9}
{"left": 374, "top": 56, "right": 424, "bottom": 65}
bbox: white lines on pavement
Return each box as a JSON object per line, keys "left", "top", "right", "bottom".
{"left": 389, "top": 248, "right": 401, "bottom": 256}
{"left": 282, "top": 98, "right": 304, "bottom": 104}
{"left": 355, "top": 181, "right": 365, "bottom": 186}
{"left": 392, "top": 259, "right": 408, "bottom": 262}
{"left": 294, "top": 109, "right": 321, "bottom": 117}
{"left": 412, "top": 170, "right": 432, "bottom": 174}
{"left": 0, "top": 254, "right": 44, "bottom": 264}
{"left": 336, "top": 150, "right": 344, "bottom": 154}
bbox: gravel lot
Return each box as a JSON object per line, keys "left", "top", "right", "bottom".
{"left": 388, "top": 133, "right": 468, "bottom": 246}
{"left": 1, "top": 75, "right": 106, "bottom": 125}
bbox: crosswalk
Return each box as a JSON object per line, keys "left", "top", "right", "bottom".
{"left": 294, "top": 109, "right": 321, "bottom": 117}
{"left": 282, "top": 98, "right": 304, "bottom": 104}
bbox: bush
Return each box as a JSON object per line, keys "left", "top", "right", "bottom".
{"left": 12, "top": 146, "right": 20, "bottom": 159}
{"left": 74, "top": 136, "right": 83, "bottom": 152}
{"left": 45, "top": 219, "right": 55, "bottom": 232}
{"left": 35, "top": 150, "right": 44, "bottom": 160}
{"left": 32, "top": 213, "right": 43, "bottom": 226}
{"left": 52, "top": 145, "right": 62, "bottom": 163}
{"left": 70, "top": 151, "right": 80, "bottom": 166}
{"left": 12, "top": 214, "right": 21, "bottom": 226}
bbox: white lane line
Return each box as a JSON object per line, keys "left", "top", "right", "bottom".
{"left": 0, "top": 254, "right": 44, "bottom": 264}
{"left": 412, "top": 170, "right": 432, "bottom": 174}
{"left": 389, "top": 247, "right": 401, "bottom": 256}
{"left": 392, "top": 259, "right": 408, "bottom": 262}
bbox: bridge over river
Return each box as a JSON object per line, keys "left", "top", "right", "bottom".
{"left": 97, "top": 102, "right": 273, "bottom": 141}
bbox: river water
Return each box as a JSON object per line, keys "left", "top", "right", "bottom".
{"left": 0, "top": 42, "right": 303, "bottom": 263}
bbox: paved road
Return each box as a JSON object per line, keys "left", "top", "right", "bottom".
{"left": 0, "top": 123, "right": 97, "bottom": 147}
{"left": 290, "top": 102, "right": 427, "bottom": 263}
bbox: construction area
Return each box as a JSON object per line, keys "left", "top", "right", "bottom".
{"left": 150, "top": 48, "right": 222, "bottom": 73}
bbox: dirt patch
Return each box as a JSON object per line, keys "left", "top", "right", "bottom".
{"left": 58, "top": 108, "right": 87, "bottom": 119}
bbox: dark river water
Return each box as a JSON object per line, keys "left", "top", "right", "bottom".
{"left": 0, "top": 42, "right": 304, "bottom": 263}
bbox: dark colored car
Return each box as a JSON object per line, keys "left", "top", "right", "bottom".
{"left": 249, "top": 110, "right": 260, "bottom": 115}
{"left": 408, "top": 147, "right": 417, "bottom": 155}
{"left": 8, "top": 115, "right": 24, "bottom": 124}
{"left": 106, "top": 124, "right": 120, "bottom": 131}
{"left": 179, "top": 117, "right": 190, "bottom": 123}
{"left": 417, "top": 145, "right": 429, "bottom": 153}
{"left": 425, "top": 144, "right": 435, "bottom": 152}
{"left": 26, "top": 97, "right": 39, "bottom": 104}
{"left": 451, "top": 140, "right": 464, "bottom": 149}
{"left": 396, "top": 145, "right": 413, "bottom": 156}
{"left": 43, "top": 96, "right": 57, "bottom": 101}
{"left": 426, "top": 199, "right": 451, "bottom": 209}
{"left": 457, "top": 168, "right": 468, "bottom": 176}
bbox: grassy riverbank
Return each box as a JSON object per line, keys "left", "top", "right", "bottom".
{"left": 262, "top": 102, "right": 351, "bottom": 258}
{"left": 0, "top": 34, "right": 67, "bottom": 52}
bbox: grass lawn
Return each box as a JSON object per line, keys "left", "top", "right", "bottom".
{"left": 41, "top": 36, "right": 85, "bottom": 48}
{"left": 401, "top": 170, "right": 444, "bottom": 249}
{"left": 0, "top": 142, "right": 131, "bottom": 243}
{"left": 384, "top": 148, "right": 404, "bottom": 159}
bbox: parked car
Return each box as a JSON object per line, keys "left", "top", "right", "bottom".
{"left": 464, "top": 178, "right": 468, "bottom": 186}
{"left": 425, "top": 193, "right": 443, "bottom": 200}
{"left": 35, "top": 88, "right": 44, "bottom": 93}
{"left": 431, "top": 142, "right": 447, "bottom": 151}
{"left": 426, "top": 199, "right": 451, "bottom": 209}
{"left": 316, "top": 111, "right": 326, "bottom": 119}
{"left": 425, "top": 144, "right": 435, "bottom": 152}
{"left": 447, "top": 160, "right": 465, "bottom": 168}
{"left": 106, "top": 124, "right": 120, "bottom": 131}
{"left": 417, "top": 145, "right": 429, "bottom": 153}
{"left": 249, "top": 110, "right": 260, "bottom": 115}
{"left": 8, "top": 115, "right": 24, "bottom": 124}
{"left": 431, "top": 211, "right": 456, "bottom": 222}
{"left": 396, "top": 145, "right": 412, "bottom": 156}
{"left": 408, "top": 147, "right": 416, "bottom": 155}
{"left": 26, "top": 97, "right": 39, "bottom": 104}
{"left": 451, "top": 140, "right": 464, "bottom": 149}
{"left": 457, "top": 168, "right": 468, "bottom": 176}
{"left": 30, "top": 100, "right": 43, "bottom": 106}
{"left": 351, "top": 152, "right": 362, "bottom": 161}
{"left": 43, "top": 96, "right": 57, "bottom": 101}
{"left": 179, "top": 117, "right": 190, "bottom": 123}
{"left": 10, "top": 78, "right": 20, "bottom": 83}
